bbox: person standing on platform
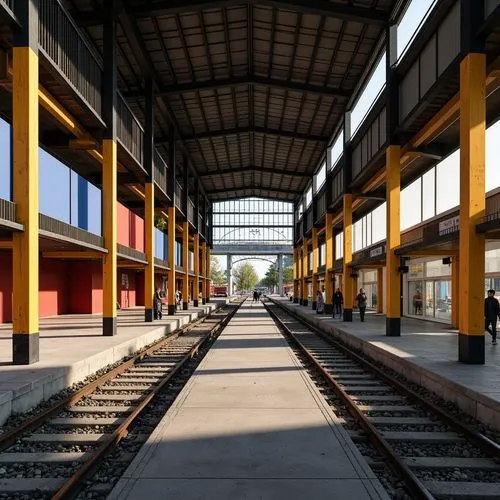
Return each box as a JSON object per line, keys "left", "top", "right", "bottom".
{"left": 356, "top": 288, "right": 367, "bottom": 322}
{"left": 316, "top": 290, "right": 325, "bottom": 314}
{"left": 333, "top": 288, "right": 343, "bottom": 318}
{"left": 484, "top": 289, "right": 500, "bottom": 345}
{"left": 154, "top": 289, "right": 163, "bottom": 320}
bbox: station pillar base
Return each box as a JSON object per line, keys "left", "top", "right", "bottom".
{"left": 343, "top": 308, "right": 352, "bottom": 322}
{"left": 103, "top": 317, "right": 117, "bottom": 336}
{"left": 145, "top": 308, "right": 154, "bottom": 322}
{"left": 386, "top": 317, "right": 401, "bottom": 337}
{"left": 312, "top": 301, "right": 317, "bottom": 311}
{"left": 293, "top": 298, "right": 298, "bottom": 304}
{"left": 459, "top": 334, "right": 485, "bottom": 364}
{"left": 325, "top": 304, "right": 333, "bottom": 315}
{"left": 183, "top": 302, "right": 188, "bottom": 310}
{"left": 194, "top": 300, "right": 199, "bottom": 307}
{"left": 13, "top": 333, "right": 39, "bottom": 365}
{"left": 168, "top": 305, "right": 176, "bottom": 315}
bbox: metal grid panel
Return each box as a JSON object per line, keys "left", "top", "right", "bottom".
{"left": 68, "top": 0, "right": 399, "bottom": 202}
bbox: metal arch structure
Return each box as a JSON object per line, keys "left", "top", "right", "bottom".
{"left": 232, "top": 256, "right": 277, "bottom": 266}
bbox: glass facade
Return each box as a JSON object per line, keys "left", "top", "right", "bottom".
{"left": 213, "top": 197, "right": 293, "bottom": 245}
{"left": 359, "top": 270, "right": 378, "bottom": 309}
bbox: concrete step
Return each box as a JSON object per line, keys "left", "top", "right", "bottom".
{"left": 23, "top": 433, "right": 111, "bottom": 444}
{"left": 343, "top": 386, "right": 393, "bottom": 392}
{"left": 423, "top": 481, "right": 500, "bottom": 498}
{"left": 348, "top": 430, "right": 463, "bottom": 443}
{"left": 69, "top": 405, "right": 136, "bottom": 413}
{"left": 0, "top": 478, "right": 64, "bottom": 492}
{"left": 352, "top": 395, "right": 406, "bottom": 402}
{"left": 50, "top": 417, "right": 125, "bottom": 426}
{"left": 369, "top": 417, "right": 435, "bottom": 425}
{"left": 357, "top": 405, "right": 419, "bottom": 413}
{"left": 99, "top": 385, "right": 152, "bottom": 392}
{"left": 405, "top": 457, "right": 500, "bottom": 470}
{"left": 0, "top": 452, "right": 89, "bottom": 463}
{"left": 90, "top": 394, "right": 143, "bottom": 401}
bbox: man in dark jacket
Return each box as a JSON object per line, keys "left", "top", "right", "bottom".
{"left": 356, "top": 288, "right": 368, "bottom": 322}
{"left": 333, "top": 288, "right": 343, "bottom": 318}
{"left": 484, "top": 289, "right": 500, "bottom": 345}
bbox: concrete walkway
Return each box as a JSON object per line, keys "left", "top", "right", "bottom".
{"left": 277, "top": 298, "right": 500, "bottom": 431}
{"left": 0, "top": 303, "right": 221, "bottom": 425}
{"left": 109, "top": 300, "right": 389, "bottom": 500}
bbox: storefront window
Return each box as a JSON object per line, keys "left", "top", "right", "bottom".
{"left": 408, "top": 281, "right": 424, "bottom": 315}
{"left": 485, "top": 249, "right": 500, "bottom": 273}
{"left": 425, "top": 259, "right": 451, "bottom": 278}
{"left": 435, "top": 280, "right": 452, "bottom": 322}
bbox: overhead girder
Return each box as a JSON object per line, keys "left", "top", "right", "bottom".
{"left": 206, "top": 186, "right": 299, "bottom": 198}
{"left": 123, "top": 75, "right": 350, "bottom": 99}
{"left": 199, "top": 166, "right": 310, "bottom": 178}
{"left": 177, "top": 126, "right": 328, "bottom": 143}
{"left": 74, "top": 0, "right": 388, "bottom": 27}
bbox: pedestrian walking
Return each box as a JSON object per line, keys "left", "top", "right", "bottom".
{"left": 316, "top": 290, "right": 325, "bottom": 314}
{"left": 484, "top": 289, "right": 500, "bottom": 345}
{"left": 333, "top": 288, "right": 343, "bottom": 318}
{"left": 356, "top": 288, "right": 367, "bottom": 322}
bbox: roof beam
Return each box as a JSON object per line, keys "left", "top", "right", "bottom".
{"left": 205, "top": 186, "right": 299, "bottom": 197}
{"left": 123, "top": 75, "right": 350, "bottom": 99}
{"left": 180, "top": 126, "right": 328, "bottom": 143}
{"left": 199, "top": 166, "right": 311, "bottom": 178}
{"left": 128, "top": 0, "right": 386, "bottom": 24}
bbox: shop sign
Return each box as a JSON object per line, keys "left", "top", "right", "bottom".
{"left": 369, "top": 246, "right": 384, "bottom": 258}
{"left": 438, "top": 215, "right": 459, "bottom": 236}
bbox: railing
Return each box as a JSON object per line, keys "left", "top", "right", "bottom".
{"left": 117, "top": 243, "right": 147, "bottom": 263}
{"left": 39, "top": 214, "right": 104, "bottom": 248}
{"left": 0, "top": 198, "right": 16, "bottom": 223}
{"left": 198, "top": 214, "right": 203, "bottom": 233}
{"left": 187, "top": 198, "right": 195, "bottom": 224}
{"left": 1, "top": 0, "right": 14, "bottom": 12}
{"left": 117, "top": 92, "right": 144, "bottom": 167}
{"left": 316, "top": 190, "right": 326, "bottom": 222}
{"left": 38, "top": 0, "right": 102, "bottom": 117}
{"left": 330, "top": 166, "right": 344, "bottom": 205}
{"left": 153, "top": 150, "right": 168, "bottom": 196}
{"left": 305, "top": 206, "right": 313, "bottom": 233}
{"left": 175, "top": 181, "right": 184, "bottom": 212}
{"left": 154, "top": 257, "right": 170, "bottom": 269}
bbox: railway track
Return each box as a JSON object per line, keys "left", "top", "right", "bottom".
{"left": 0, "top": 298, "right": 245, "bottom": 500}
{"left": 264, "top": 298, "right": 500, "bottom": 500}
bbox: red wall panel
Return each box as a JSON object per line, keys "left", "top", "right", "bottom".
{"left": 117, "top": 203, "right": 145, "bottom": 252}
{"left": 39, "top": 259, "right": 70, "bottom": 317}
{"left": 0, "top": 251, "right": 12, "bottom": 323}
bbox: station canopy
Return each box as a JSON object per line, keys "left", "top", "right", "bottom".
{"left": 69, "top": 0, "right": 406, "bottom": 202}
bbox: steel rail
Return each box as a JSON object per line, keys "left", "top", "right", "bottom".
{"left": 263, "top": 300, "right": 435, "bottom": 500}
{"left": 51, "top": 298, "right": 246, "bottom": 500}
{"left": 0, "top": 303, "right": 224, "bottom": 453}
{"left": 268, "top": 298, "right": 500, "bottom": 459}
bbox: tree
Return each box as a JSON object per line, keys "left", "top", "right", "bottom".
{"left": 262, "top": 265, "right": 278, "bottom": 292}
{"left": 210, "top": 256, "right": 226, "bottom": 284}
{"left": 283, "top": 266, "right": 293, "bottom": 284}
{"left": 233, "top": 262, "right": 259, "bottom": 291}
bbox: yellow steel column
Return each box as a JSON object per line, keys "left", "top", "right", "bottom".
{"left": 144, "top": 183, "right": 155, "bottom": 322}
{"left": 342, "top": 194, "right": 353, "bottom": 321}
{"left": 386, "top": 145, "right": 401, "bottom": 336}
{"left": 167, "top": 207, "right": 176, "bottom": 315}
{"left": 193, "top": 233, "right": 200, "bottom": 306}
{"left": 293, "top": 247, "right": 300, "bottom": 304}
{"left": 183, "top": 222, "right": 189, "bottom": 310}
{"left": 302, "top": 241, "right": 308, "bottom": 306}
{"left": 206, "top": 246, "right": 211, "bottom": 302}
{"left": 201, "top": 241, "right": 207, "bottom": 304}
{"left": 311, "top": 228, "right": 319, "bottom": 310}
{"left": 325, "top": 213, "right": 333, "bottom": 315}
{"left": 459, "top": 53, "right": 486, "bottom": 363}
{"left": 12, "top": 44, "right": 39, "bottom": 363}
{"left": 102, "top": 139, "right": 118, "bottom": 336}
{"left": 377, "top": 267, "right": 384, "bottom": 314}
{"left": 451, "top": 256, "right": 459, "bottom": 329}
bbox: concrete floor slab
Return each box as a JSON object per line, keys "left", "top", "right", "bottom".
{"left": 109, "top": 301, "right": 389, "bottom": 500}
{"left": 110, "top": 478, "right": 386, "bottom": 500}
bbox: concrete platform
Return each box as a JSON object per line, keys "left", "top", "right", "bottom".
{"left": 0, "top": 302, "right": 222, "bottom": 426}
{"left": 275, "top": 298, "right": 500, "bottom": 431}
{"left": 109, "top": 301, "right": 389, "bottom": 500}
